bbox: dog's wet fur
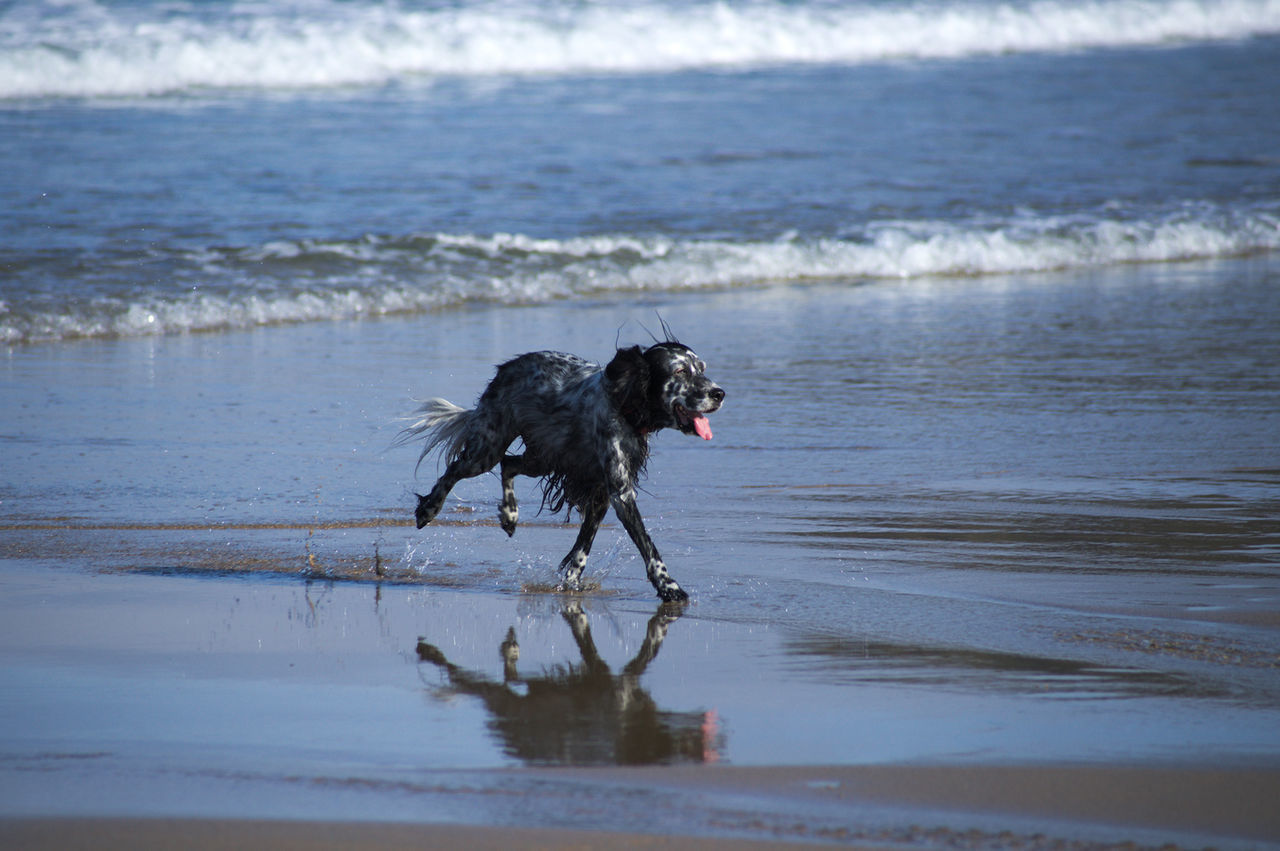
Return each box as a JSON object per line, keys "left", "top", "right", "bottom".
{"left": 396, "top": 341, "right": 724, "bottom": 601}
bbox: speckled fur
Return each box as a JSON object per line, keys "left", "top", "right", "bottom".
{"left": 396, "top": 342, "right": 724, "bottom": 601}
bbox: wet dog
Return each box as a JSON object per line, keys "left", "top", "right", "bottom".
{"left": 396, "top": 340, "right": 724, "bottom": 601}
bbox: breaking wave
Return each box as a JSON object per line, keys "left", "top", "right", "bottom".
{"left": 3, "top": 0, "right": 1279, "bottom": 99}
{"left": 3, "top": 203, "right": 1277, "bottom": 344}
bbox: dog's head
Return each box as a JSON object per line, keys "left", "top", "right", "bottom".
{"left": 606, "top": 342, "right": 725, "bottom": 439}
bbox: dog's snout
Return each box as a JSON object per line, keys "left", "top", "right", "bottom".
{"left": 709, "top": 386, "right": 725, "bottom": 404}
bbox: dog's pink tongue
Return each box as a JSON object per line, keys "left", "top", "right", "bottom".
{"left": 693, "top": 414, "right": 713, "bottom": 440}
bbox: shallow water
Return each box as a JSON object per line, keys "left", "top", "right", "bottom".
{"left": 3, "top": 2, "right": 1280, "bottom": 841}
{"left": 3, "top": 267, "right": 1280, "bottom": 846}
{"left": 4, "top": 260, "right": 1279, "bottom": 786}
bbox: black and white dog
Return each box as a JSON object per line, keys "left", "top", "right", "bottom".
{"left": 397, "top": 340, "right": 724, "bottom": 601}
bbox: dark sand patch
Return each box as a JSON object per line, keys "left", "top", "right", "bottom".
{"left": 0, "top": 818, "right": 829, "bottom": 851}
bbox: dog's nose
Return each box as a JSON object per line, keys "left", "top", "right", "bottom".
{"left": 709, "top": 387, "right": 725, "bottom": 403}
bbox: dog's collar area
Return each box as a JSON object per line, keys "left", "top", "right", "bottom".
{"left": 619, "top": 403, "right": 649, "bottom": 435}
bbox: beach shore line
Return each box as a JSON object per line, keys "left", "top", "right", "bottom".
{"left": 4, "top": 761, "right": 1278, "bottom": 850}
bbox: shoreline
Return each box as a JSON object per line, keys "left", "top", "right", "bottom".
{"left": 4, "top": 761, "right": 1279, "bottom": 850}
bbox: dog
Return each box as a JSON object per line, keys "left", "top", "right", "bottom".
{"left": 395, "top": 339, "right": 724, "bottom": 601}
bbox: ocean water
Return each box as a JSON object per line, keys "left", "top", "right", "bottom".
{"left": 3, "top": 0, "right": 1280, "bottom": 833}
{"left": 2, "top": 0, "right": 1280, "bottom": 343}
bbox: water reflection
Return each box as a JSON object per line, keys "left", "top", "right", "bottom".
{"left": 764, "top": 487, "right": 1280, "bottom": 576}
{"left": 784, "top": 634, "right": 1218, "bottom": 699}
{"left": 416, "top": 601, "right": 722, "bottom": 766}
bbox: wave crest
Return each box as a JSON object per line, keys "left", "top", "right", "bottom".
{"left": 3, "top": 204, "right": 1277, "bottom": 344}
{"left": 3, "top": 0, "right": 1279, "bottom": 99}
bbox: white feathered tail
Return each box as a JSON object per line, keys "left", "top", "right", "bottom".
{"left": 393, "top": 398, "right": 474, "bottom": 473}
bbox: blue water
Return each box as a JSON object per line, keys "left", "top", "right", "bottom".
{"left": 2, "top": 0, "right": 1279, "bottom": 343}
{"left": 3, "top": 4, "right": 1280, "bottom": 838}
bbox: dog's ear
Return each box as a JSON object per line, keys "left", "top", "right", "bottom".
{"left": 606, "top": 346, "right": 651, "bottom": 429}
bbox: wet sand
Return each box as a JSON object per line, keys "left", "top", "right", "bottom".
{"left": 4, "top": 757, "right": 1279, "bottom": 849}
{"left": 2, "top": 521, "right": 1277, "bottom": 848}
{"left": 3, "top": 262, "right": 1280, "bottom": 847}
{"left": 0, "top": 818, "right": 829, "bottom": 851}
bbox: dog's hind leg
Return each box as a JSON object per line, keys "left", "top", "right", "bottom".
{"left": 498, "top": 454, "right": 546, "bottom": 537}
{"left": 415, "top": 429, "right": 510, "bottom": 529}
{"left": 415, "top": 462, "right": 471, "bottom": 528}
{"left": 559, "top": 496, "right": 608, "bottom": 590}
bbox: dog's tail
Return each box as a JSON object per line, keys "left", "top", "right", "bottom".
{"left": 392, "top": 398, "right": 474, "bottom": 474}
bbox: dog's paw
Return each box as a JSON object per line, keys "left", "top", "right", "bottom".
{"left": 499, "top": 503, "right": 518, "bottom": 537}
{"left": 657, "top": 584, "right": 690, "bottom": 603}
{"left": 414, "top": 493, "right": 440, "bottom": 529}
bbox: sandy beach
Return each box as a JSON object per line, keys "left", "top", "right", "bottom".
{"left": 4, "top": 759, "right": 1279, "bottom": 849}
{"left": 0, "top": 817, "right": 839, "bottom": 851}
{"left": 2, "top": 549, "right": 1278, "bottom": 850}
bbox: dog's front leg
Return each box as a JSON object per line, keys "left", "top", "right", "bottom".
{"left": 559, "top": 497, "right": 607, "bottom": 589}
{"left": 611, "top": 492, "right": 689, "bottom": 602}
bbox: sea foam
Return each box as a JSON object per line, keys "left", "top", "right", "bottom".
{"left": 2, "top": 0, "right": 1279, "bottom": 99}
{"left": 3, "top": 204, "right": 1277, "bottom": 344}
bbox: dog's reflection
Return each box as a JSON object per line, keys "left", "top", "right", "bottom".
{"left": 416, "top": 601, "right": 721, "bottom": 765}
